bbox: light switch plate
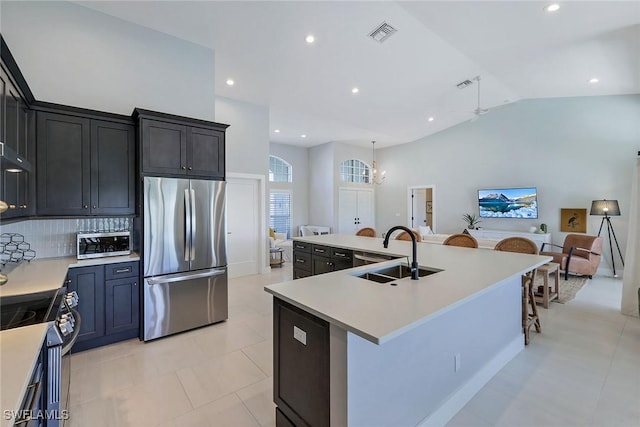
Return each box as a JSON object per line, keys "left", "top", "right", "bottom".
{"left": 293, "top": 326, "right": 307, "bottom": 345}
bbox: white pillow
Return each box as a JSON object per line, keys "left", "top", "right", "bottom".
{"left": 418, "top": 225, "right": 433, "bottom": 236}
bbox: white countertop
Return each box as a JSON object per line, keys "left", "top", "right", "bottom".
{"left": 0, "top": 323, "right": 49, "bottom": 426}
{"left": 264, "top": 235, "right": 551, "bottom": 344}
{"left": 0, "top": 253, "right": 140, "bottom": 297}
{"left": 0, "top": 252, "right": 141, "bottom": 421}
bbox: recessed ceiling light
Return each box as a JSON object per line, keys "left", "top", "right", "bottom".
{"left": 428, "top": 117, "right": 434, "bottom": 122}
{"left": 301, "top": 134, "right": 307, "bottom": 138}
{"left": 274, "top": 129, "right": 280, "bottom": 133}
{"left": 351, "top": 87, "right": 359, "bottom": 94}
{"left": 589, "top": 77, "right": 599, "bottom": 84}
{"left": 226, "top": 78, "right": 234, "bottom": 86}
{"left": 305, "top": 35, "right": 315, "bottom": 44}
{"left": 545, "top": 3, "right": 560, "bottom": 12}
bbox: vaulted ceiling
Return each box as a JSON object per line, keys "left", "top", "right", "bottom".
{"left": 77, "top": 1, "right": 640, "bottom": 148}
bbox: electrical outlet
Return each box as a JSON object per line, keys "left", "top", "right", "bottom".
{"left": 293, "top": 326, "right": 307, "bottom": 345}
{"left": 454, "top": 353, "right": 461, "bottom": 372}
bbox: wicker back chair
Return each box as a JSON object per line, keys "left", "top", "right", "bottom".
{"left": 494, "top": 236, "right": 540, "bottom": 344}
{"left": 355, "top": 227, "right": 376, "bottom": 237}
{"left": 395, "top": 230, "right": 421, "bottom": 242}
{"left": 442, "top": 233, "right": 478, "bottom": 248}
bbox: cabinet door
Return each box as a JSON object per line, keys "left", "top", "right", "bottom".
{"left": 141, "top": 119, "right": 187, "bottom": 175}
{"left": 312, "top": 255, "right": 334, "bottom": 276}
{"left": 36, "top": 112, "right": 90, "bottom": 215}
{"left": 274, "top": 298, "right": 330, "bottom": 427}
{"left": 90, "top": 120, "right": 135, "bottom": 215}
{"left": 67, "top": 266, "right": 105, "bottom": 343}
{"left": 105, "top": 276, "right": 139, "bottom": 335}
{"left": 186, "top": 126, "right": 225, "bottom": 179}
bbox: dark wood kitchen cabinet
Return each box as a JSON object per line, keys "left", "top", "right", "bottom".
{"left": 67, "top": 265, "right": 106, "bottom": 344}
{"left": 293, "top": 241, "right": 353, "bottom": 278}
{"left": 36, "top": 111, "right": 135, "bottom": 216}
{"left": 134, "top": 109, "right": 228, "bottom": 179}
{"left": 274, "top": 298, "right": 330, "bottom": 427}
{"left": 0, "top": 47, "right": 35, "bottom": 219}
{"left": 69, "top": 261, "right": 140, "bottom": 352}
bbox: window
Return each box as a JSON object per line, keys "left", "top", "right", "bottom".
{"left": 340, "top": 159, "right": 370, "bottom": 183}
{"left": 270, "top": 191, "right": 291, "bottom": 238}
{"left": 269, "top": 155, "right": 292, "bottom": 183}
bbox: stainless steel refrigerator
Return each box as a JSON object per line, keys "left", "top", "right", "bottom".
{"left": 143, "top": 176, "right": 227, "bottom": 341}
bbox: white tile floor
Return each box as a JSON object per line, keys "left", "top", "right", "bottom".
{"left": 68, "top": 265, "right": 640, "bottom": 426}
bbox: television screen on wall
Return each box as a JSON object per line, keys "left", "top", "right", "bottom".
{"left": 478, "top": 187, "right": 538, "bottom": 219}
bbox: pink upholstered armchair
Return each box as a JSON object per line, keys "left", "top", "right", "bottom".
{"left": 540, "top": 234, "right": 603, "bottom": 280}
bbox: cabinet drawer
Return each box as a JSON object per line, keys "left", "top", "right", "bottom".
{"left": 293, "top": 268, "right": 312, "bottom": 280}
{"left": 331, "top": 248, "right": 352, "bottom": 261}
{"left": 293, "top": 252, "right": 312, "bottom": 272}
{"left": 105, "top": 261, "right": 139, "bottom": 280}
{"left": 311, "top": 245, "right": 330, "bottom": 256}
{"left": 292, "top": 240, "right": 311, "bottom": 253}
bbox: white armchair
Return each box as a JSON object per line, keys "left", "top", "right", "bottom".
{"left": 269, "top": 232, "right": 292, "bottom": 262}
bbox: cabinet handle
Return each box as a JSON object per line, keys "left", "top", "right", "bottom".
{"left": 65, "top": 278, "right": 72, "bottom": 284}
{"left": 83, "top": 205, "right": 88, "bottom": 209}
{"left": 327, "top": 262, "right": 333, "bottom": 266}
{"left": 8, "top": 204, "right": 16, "bottom": 209}
{"left": 133, "top": 282, "right": 137, "bottom": 286}
{"left": 182, "top": 166, "right": 186, "bottom": 170}
{"left": 296, "top": 259, "right": 305, "bottom": 263}
{"left": 314, "top": 248, "right": 325, "bottom": 253}
{"left": 188, "top": 167, "right": 193, "bottom": 170}
{"left": 295, "top": 245, "right": 305, "bottom": 249}
{"left": 334, "top": 252, "right": 346, "bottom": 257}
{"left": 19, "top": 205, "right": 27, "bottom": 208}
{"left": 115, "top": 267, "right": 132, "bottom": 273}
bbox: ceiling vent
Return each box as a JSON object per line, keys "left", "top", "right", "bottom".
{"left": 456, "top": 79, "right": 474, "bottom": 89}
{"left": 368, "top": 22, "right": 397, "bottom": 43}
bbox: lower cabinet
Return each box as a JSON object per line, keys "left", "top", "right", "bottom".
{"left": 67, "top": 261, "right": 139, "bottom": 352}
{"left": 273, "top": 298, "right": 329, "bottom": 426}
{"left": 293, "top": 240, "right": 353, "bottom": 279}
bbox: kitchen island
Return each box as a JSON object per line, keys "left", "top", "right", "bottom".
{"left": 264, "top": 234, "right": 551, "bottom": 426}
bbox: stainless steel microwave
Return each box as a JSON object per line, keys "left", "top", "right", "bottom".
{"left": 77, "top": 231, "right": 131, "bottom": 260}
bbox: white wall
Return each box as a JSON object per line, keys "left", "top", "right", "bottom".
{"left": 376, "top": 95, "right": 640, "bottom": 273}
{"left": 309, "top": 142, "right": 335, "bottom": 228}
{"left": 270, "top": 143, "right": 309, "bottom": 237}
{"left": 1, "top": 1, "right": 216, "bottom": 120}
{"left": 215, "top": 96, "right": 269, "bottom": 177}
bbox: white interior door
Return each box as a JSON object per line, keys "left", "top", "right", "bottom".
{"left": 339, "top": 188, "right": 374, "bottom": 234}
{"left": 339, "top": 188, "right": 358, "bottom": 234}
{"left": 227, "top": 176, "right": 261, "bottom": 278}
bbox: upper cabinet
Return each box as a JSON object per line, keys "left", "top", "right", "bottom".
{"left": 134, "top": 109, "right": 228, "bottom": 180}
{"left": 36, "top": 111, "right": 135, "bottom": 216}
{"left": 0, "top": 38, "right": 35, "bottom": 219}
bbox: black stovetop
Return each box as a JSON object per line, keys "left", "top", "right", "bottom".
{"left": 0, "top": 289, "right": 61, "bottom": 330}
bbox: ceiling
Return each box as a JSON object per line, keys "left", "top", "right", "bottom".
{"left": 76, "top": 1, "right": 640, "bottom": 148}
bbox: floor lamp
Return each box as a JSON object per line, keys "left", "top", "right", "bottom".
{"left": 590, "top": 199, "right": 625, "bottom": 277}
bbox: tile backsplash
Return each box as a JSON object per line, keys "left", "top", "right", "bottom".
{"left": 0, "top": 217, "right": 133, "bottom": 259}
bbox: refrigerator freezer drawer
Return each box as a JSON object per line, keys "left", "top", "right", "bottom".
{"left": 143, "top": 267, "right": 228, "bottom": 341}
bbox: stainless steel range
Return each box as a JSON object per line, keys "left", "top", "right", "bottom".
{"left": 0, "top": 288, "right": 80, "bottom": 426}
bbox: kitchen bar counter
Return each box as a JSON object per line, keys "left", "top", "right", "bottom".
{"left": 0, "top": 323, "right": 49, "bottom": 427}
{"left": 265, "top": 234, "right": 551, "bottom": 426}
{"left": 265, "top": 235, "right": 550, "bottom": 344}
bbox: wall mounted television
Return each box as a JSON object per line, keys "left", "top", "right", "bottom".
{"left": 478, "top": 187, "right": 538, "bottom": 219}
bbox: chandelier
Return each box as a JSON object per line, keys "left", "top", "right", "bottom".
{"left": 370, "top": 141, "right": 386, "bottom": 185}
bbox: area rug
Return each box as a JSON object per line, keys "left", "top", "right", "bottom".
{"left": 533, "top": 274, "right": 588, "bottom": 304}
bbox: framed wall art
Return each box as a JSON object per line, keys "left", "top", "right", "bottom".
{"left": 560, "top": 208, "right": 587, "bottom": 233}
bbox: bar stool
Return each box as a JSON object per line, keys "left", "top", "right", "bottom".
{"left": 535, "top": 262, "right": 560, "bottom": 308}
{"left": 494, "top": 237, "right": 541, "bottom": 345}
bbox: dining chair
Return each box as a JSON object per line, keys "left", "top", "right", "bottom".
{"left": 356, "top": 227, "right": 376, "bottom": 237}
{"left": 442, "top": 233, "right": 478, "bottom": 248}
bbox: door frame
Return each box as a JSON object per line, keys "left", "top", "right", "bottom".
{"left": 407, "top": 184, "right": 436, "bottom": 233}
{"left": 227, "top": 172, "right": 269, "bottom": 275}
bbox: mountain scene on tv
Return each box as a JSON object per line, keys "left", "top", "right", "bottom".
{"left": 478, "top": 188, "right": 537, "bottom": 218}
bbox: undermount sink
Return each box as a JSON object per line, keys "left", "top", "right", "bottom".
{"left": 355, "top": 264, "right": 441, "bottom": 284}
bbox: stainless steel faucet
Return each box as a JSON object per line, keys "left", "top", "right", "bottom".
{"left": 382, "top": 226, "right": 419, "bottom": 280}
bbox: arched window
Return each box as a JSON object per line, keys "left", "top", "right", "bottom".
{"left": 340, "top": 159, "right": 370, "bottom": 184}
{"left": 269, "top": 155, "right": 292, "bottom": 183}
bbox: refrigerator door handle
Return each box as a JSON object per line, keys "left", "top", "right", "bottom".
{"left": 184, "top": 189, "right": 191, "bottom": 262}
{"left": 190, "top": 188, "right": 197, "bottom": 262}
{"left": 146, "top": 268, "right": 226, "bottom": 285}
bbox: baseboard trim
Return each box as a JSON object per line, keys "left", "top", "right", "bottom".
{"left": 417, "top": 335, "right": 524, "bottom": 427}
